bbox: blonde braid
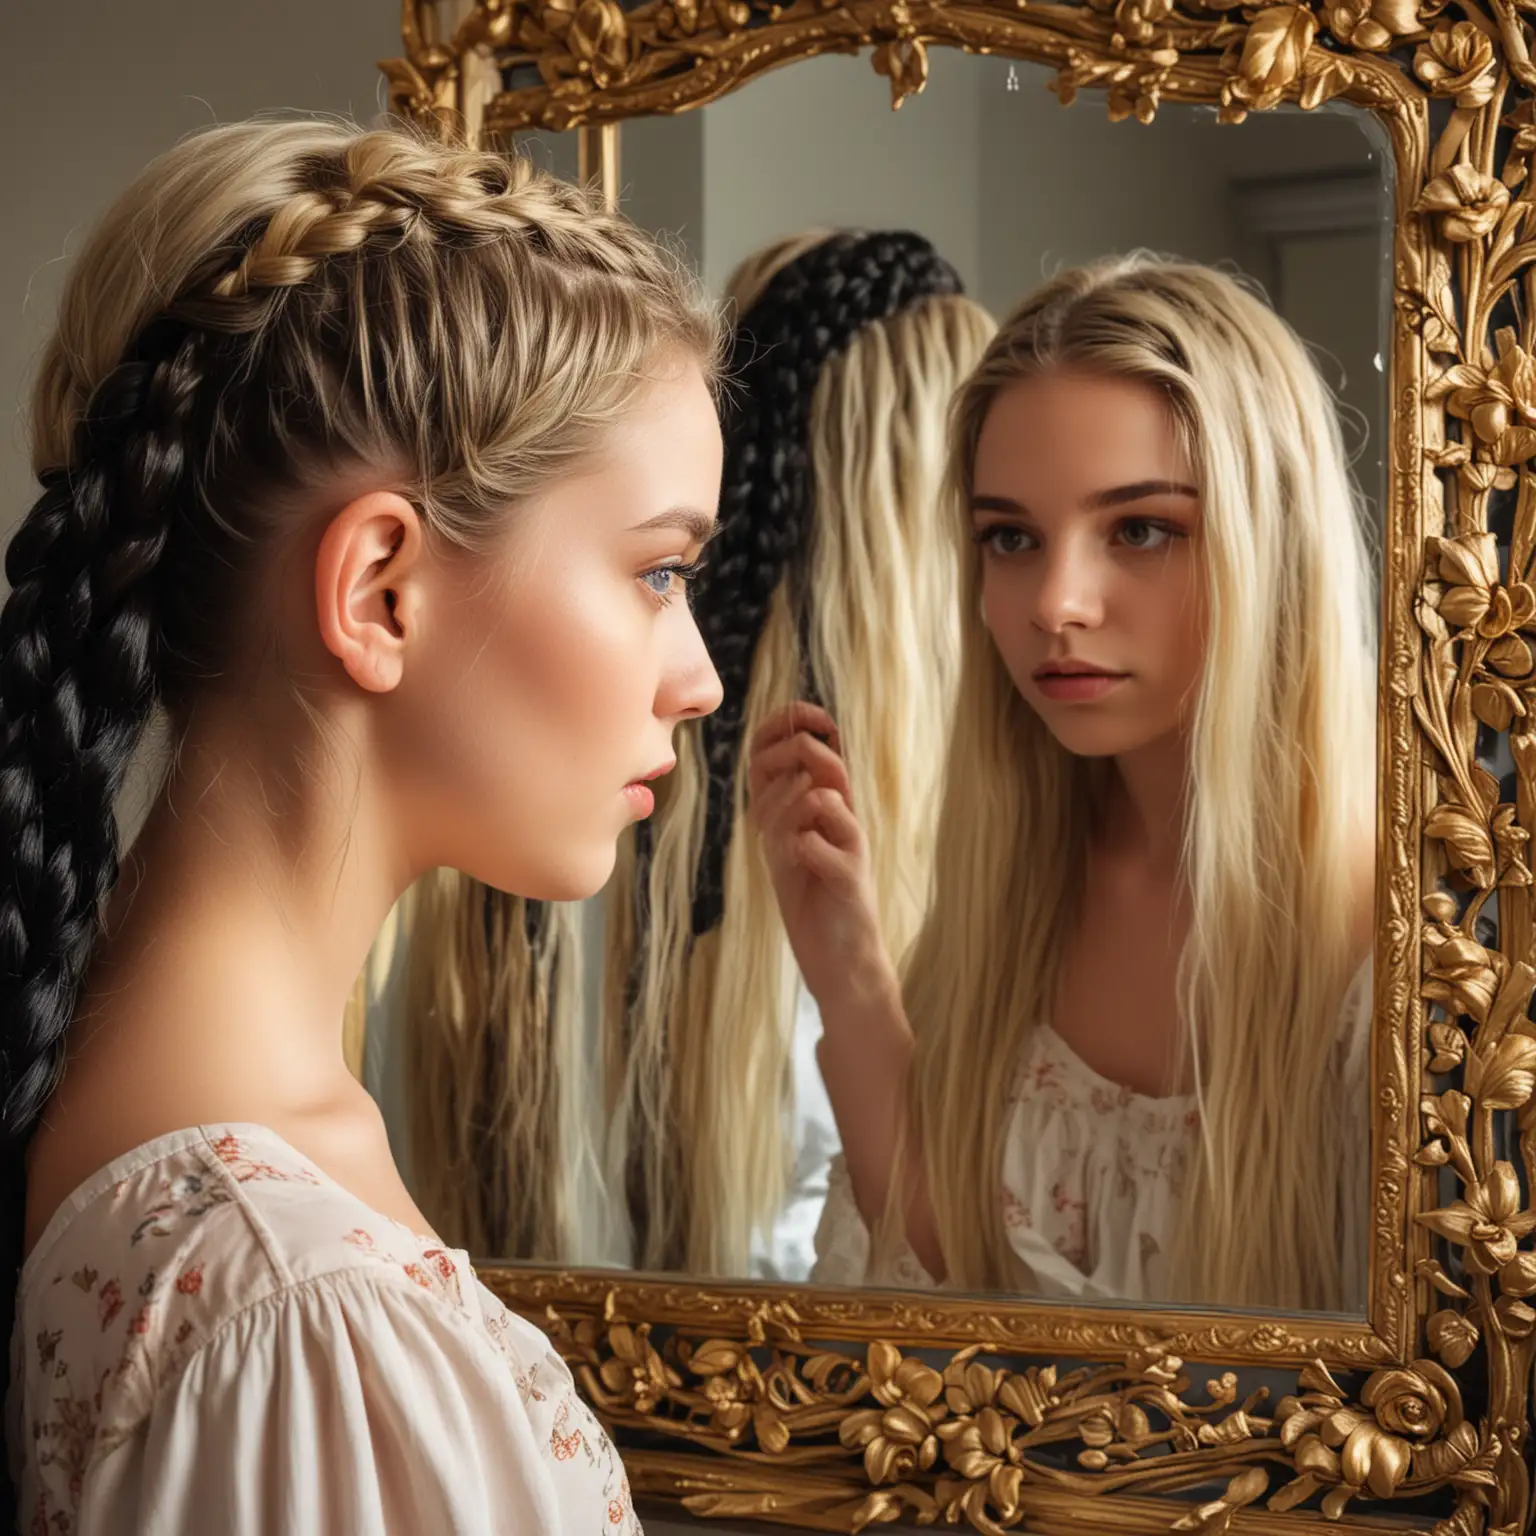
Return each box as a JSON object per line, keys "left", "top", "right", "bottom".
{"left": 205, "top": 136, "right": 659, "bottom": 312}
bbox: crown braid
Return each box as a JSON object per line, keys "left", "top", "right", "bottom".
{"left": 687, "top": 230, "right": 964, "bottom": 936}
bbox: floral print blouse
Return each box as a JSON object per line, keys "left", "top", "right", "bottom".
{"left": 812, "top": 963, "right": 1373, "bottom": 1306}
{"left": 7, "top": 1124, "right": 640, "bottom": 1535}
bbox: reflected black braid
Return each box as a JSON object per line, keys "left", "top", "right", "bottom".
{"left": 0, "top": 317, "right": 203, "bottom": 1526}
{"left": 685, "top": 230, "right": 964, "bottom": 936}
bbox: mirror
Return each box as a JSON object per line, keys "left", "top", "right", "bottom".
{"left": 364, "top": 49, "right": 1392, "bottom": 1319}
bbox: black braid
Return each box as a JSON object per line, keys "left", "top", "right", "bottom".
{"left": 0, "top": 318, "right": 202, "bottom": 1530}
{"left": 686, "top": 231, "right": 964, "bottom": 936}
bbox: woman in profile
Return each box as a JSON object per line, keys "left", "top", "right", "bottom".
{"left": 751, "top": 254, "right": 1375, "bottom": 1312}
{"left": 0, "top": 119, "right": 724, "bottom": 1530}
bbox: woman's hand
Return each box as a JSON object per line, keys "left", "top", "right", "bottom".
{"left": 746, "top": 701, "right": 892, "bottom": 1007}
{"left": 749, "top": 702, "right": 941, "bottom": 1273}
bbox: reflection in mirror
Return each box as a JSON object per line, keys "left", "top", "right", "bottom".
{"left": 363, "top": 50, "right": 1390, "bottom": 1318}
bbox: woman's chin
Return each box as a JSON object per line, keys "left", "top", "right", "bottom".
{"left": 459, "top": 839, "right": 618, "bottom": 906}
{"left": 1040, "top": 717, "right": 1165, "bottom": 760}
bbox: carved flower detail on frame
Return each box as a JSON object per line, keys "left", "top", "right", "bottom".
{"left": 1325, "top": 0, "right": 1423, "bottom": 51}
{"left": 1432, "top": 332, "right": 1536, "bottom": 467}
{"left": 840, "top": 1343, "right": 945, "bottom": 1484}
{"left": 1420, "top": 1162, "right": 1536, "bottom": 1273}
{"left": 1278, "top": 1361, "right": 1466, "bottom": 1498}
{"left": 520, "top": 0, "right": 632, "bottom": 85}
{"left": 872, "top": 37, "right": 931, "bottom": 109}
{"left": 1425, "top": 524, "right": 1536, "bottom": 744}
{"left": 567, "top": 0, "right": 631, "bottom": 83}
{"left": 939, "top": 1407, "right": 1028, "bottom": 1519}
{"left": 1112, "top": 0, "right": 1176, "bottom": 46}
{"left": 1414, "top": 20, "right": 1500, "bottom": 108}
{"left": 1222, "top": 5, "right": 1315, "bottom": 114}
{"left": 660, "top": 0, "right": 750, "bottom": 36}
{"left": 928, "top": 1358, "right": 1065, "bottom": 1517}
{"left": 686, "top": 1339, "right": 762, "bottom": 1440}
{"left": 1423, "top": 797, "right": 1530, "bottom": 887}
{"left": 1422, "top": 927, "right": 1505, "bottom": 1024}
{"left": 1416, "top": 164, "right": 1513, "bottom": 242}
{"left": 597, "top": 1322, "right": 679, "bottom": 1413}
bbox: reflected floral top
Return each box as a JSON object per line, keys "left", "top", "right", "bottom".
{"left": 8, "top": 1125, "right": 641, "bottom": 1536}
{"left": 812, "top": 963, "right": 1373, "bottom": 1305}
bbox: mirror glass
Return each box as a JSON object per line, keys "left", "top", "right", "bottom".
{"left": 365, "top": 49, "right": 1391, "bottom": 1318}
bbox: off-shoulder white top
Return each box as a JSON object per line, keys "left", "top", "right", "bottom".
{"left": 812, "top": 964, "right": 1373, "bottom": 1305}
{"left": 8, "top": 1124, "right": 639, "bottom": 1535}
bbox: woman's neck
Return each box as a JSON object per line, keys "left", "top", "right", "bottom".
{"left": 86, "top": 694, "right": 414, "bottom": 1107}
{"left": 1099, "top": 730, "right": 1188, "bottom": 870}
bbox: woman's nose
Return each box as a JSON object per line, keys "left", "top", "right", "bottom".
{"left": 665, "top": 622, "right": 724, "bottom": 720}
{"left": 1031, "top": 547, "right": 1105, "bottom": 633}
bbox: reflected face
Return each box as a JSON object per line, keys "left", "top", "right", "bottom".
{"left": 391, "top": 360, "right": 725, "bottom": 900}
{"left": 970, "top": 372, "right": 1206, "bottom": 759}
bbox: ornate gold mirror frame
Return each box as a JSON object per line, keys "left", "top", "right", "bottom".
{"left": 379, "top": 1, "right": 1536, "bottom": 1529}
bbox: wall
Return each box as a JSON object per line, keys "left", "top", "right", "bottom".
{"left": 0, "top": 0, "right": 399, "bottom": 548}
{"left": 701, "top": 49, "right": 985, "bottom": 293}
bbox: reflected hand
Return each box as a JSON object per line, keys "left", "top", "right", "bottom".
{"left": 747, "top": 701, "right": 891, "bottom": 1005}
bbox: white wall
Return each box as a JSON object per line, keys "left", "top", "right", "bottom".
{"left": 0, "top": 0, "right": 399, "bottom": 548}
{"left": 701, "top": 50, "right": 984, "bottom": 293}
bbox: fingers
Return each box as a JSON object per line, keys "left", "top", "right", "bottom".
{"left": 794, "top": 827, "right": 859, "bottom": 886}
{"left": 750, "top": 701, "right": 842, "bottom": 761}
{"left": 792, "top": 785, "right": 862, "bottom": 853}
{"left": 749, "top": 765, "right": 810, "bottom": 837}
{"left": 754, "top": 776, "right": 862, "bottom": 858}
{"left": 747, "top": 730, "right": 853, "bottom": 807}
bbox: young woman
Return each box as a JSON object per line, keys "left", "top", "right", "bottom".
{"left": 0, "top": 119, "right": 723, "bottom": 1531}
{"left": 749, "top": 254, "right": 1376, "bottom": 1313}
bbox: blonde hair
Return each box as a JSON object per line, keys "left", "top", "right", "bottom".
{"left": 607, "top": 234, "right": 997, "bottom": 1274}
{"left": 900, "top": 253, "right": 1375, "bottom": 1310}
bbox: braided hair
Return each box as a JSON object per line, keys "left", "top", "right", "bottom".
{"left": 0, "top": 118, "right": 718, "bottom": 1524}
{"left": 687, "top": 230, "right": 964, "bottom": 934}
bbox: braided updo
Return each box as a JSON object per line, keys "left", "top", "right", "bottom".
{"left": 0, "top": 118, "right": 718, "bottom": 1515}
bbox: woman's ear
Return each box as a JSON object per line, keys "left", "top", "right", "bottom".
{"left": 314, "top": 491, "right": 426, "bottom": 694}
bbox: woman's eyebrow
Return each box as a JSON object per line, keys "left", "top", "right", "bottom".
{"left": 631, "top": 507, "right": 719, "bottom": 543}
{"left": 970, "top": 495, "right": 1027, "bottom": 517}
{"left": 1084, "top": 479, "right": 1198, "bottom": 509}
{"left": 970, "top": 482, "right": 1198, "bottom": 518}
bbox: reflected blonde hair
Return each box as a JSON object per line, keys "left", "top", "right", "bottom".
{"left": 901, "top": 254, "right": 1375, "bottom": 1310}
{"left": 607, "top": 234, "right": 997, "bottom": 1274}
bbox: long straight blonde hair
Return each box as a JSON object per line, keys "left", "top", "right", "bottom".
{"left": 902, "top": 253, "right": 1376, "bottom": 1311}
{"left": 608, "top": 233, "right": 997, "bottom": 1274}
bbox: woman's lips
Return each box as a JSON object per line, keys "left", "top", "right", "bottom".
{"left": 1033, "top": 669, "right": 1129, "bottom": 702}
{"left": 622, "top": 759, "right": 674, "bottom": 818}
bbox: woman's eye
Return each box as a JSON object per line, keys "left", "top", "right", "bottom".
{"left": 640, "top": 560, "right": 704, "bottom": 605}
{"left": 1118, "top": 519, "right": 1178, "bottom": 551}
{"left": 976, "top": 525, "right": 1034, "bottom": 556}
